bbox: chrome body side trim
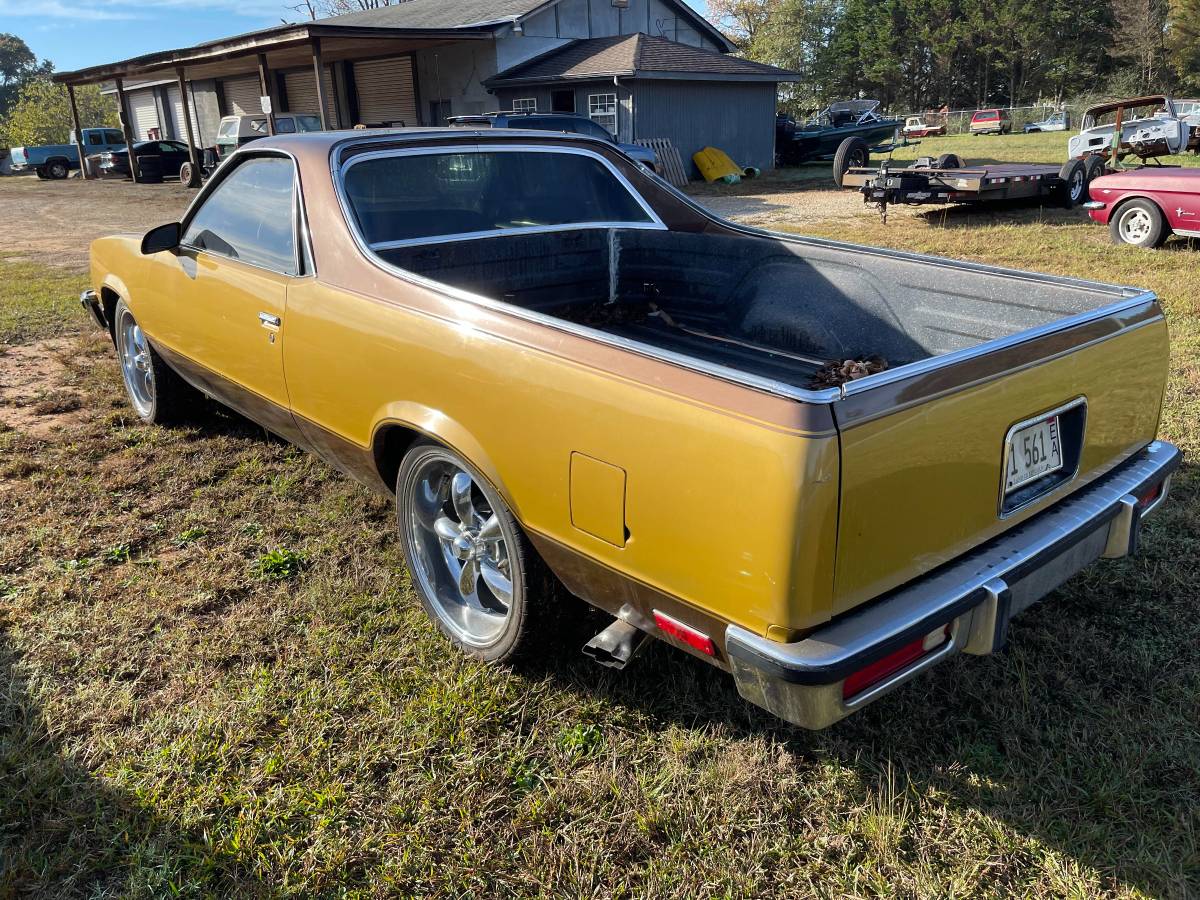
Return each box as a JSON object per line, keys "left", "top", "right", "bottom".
{"left": 80, "top": 289, "right": 107, "bottom": 330}
{"left": 725, "top": 440, "right": 1181, "bottom": 729}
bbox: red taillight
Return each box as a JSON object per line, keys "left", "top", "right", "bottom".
{"left": 1135, "top": 481, "right": 1163, "bottom": 510}
{"left": 652, "top": 610, "right": 716, "bottom": 657}
{"left": 842, "top": 625, "right": 949, "bottom": 700}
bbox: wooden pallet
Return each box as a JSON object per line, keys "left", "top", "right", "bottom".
{"left": 635, "top": 138, "right": 689, "bottom": 187}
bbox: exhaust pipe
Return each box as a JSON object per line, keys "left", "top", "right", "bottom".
{"left": 582, "top": 617, "right": 648, "bottom": 670}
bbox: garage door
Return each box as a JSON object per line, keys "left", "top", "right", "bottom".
{"left": 283, "top": 68, "right": 337, "bottom": 125}
{"left": 222, "top": 75, "right": 262, "bottom": 116}
{"left": 353, "top": 56, "right": 417, "bottom": 127}
{"left": 128, "top": 89, "right": 160, "bottom": 140}
{"left": 167, "top": 85, "right": 204, "bottom": 146}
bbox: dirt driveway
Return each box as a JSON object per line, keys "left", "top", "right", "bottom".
{"left": 0, "top": 176, "right": 194, "bottom": 270}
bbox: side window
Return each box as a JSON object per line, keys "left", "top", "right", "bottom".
{"left": 275, "top": 117, "right": 297, "bottom": 134}
{"left": 182, "top": 156, "right": 297, "bottom": 274}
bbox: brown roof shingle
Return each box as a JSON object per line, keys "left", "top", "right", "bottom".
{"left": 486, "top": 33, "right": 800, "bottom": 85}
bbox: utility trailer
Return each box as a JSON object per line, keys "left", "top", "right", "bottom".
{"left": 842, "top": 155, "right": 1087, "bottom": 221}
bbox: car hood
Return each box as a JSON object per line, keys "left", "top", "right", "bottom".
{"left": 1090, "top": 167, "right": 1200, "bottom": 193}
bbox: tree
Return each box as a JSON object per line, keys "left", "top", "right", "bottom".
{"left": 1108, "top": 0, "right": 1171, "bottom": 91}
{"left": 707, "top": 0, "right": 779, "bottom": 46}
{"left": 1166, "top": 0, "right": 1200, "bottom": 91}
{"left": 0, "top": 33, "right": 53, "bottom": 122}
{"left": 286, "top": 0, "right": 408, "bottom": 19}
{"left": 0, "top": 79, "right": 117, "bottom": 148}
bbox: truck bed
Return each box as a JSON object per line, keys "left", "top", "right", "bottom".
{"left": 380, "top": 227, "right": 1133, "bottom": 392}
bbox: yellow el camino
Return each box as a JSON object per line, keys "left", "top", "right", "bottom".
{"left": 81, "top": 129, "right": 1180, "bottom": 729}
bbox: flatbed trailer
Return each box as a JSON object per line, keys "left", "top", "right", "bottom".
{"left": 842, "top": 159, "right": 1076, "bottom": 220}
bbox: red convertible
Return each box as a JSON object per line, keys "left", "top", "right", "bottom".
{"left": 1084, "top": 167, "right": 1200, "bottom": 248}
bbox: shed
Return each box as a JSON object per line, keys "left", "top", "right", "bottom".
{"left": 486, "top": 34, "right": 800, "bottom": 174}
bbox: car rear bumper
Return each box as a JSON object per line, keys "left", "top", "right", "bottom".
{"left": 726, "top": 440, "right": 1181, "bottom": 730}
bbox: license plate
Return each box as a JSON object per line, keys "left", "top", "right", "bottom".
{"left": 1005, "top": 416, "right": 1063, "bottom": 492}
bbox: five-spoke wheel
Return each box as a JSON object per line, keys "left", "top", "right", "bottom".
{"left": 397, "top": 442, "right": 541, "bottom": 660}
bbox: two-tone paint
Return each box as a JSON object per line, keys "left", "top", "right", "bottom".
{"left": 1085, "top": 166, "right": 1200, "bottom": 240}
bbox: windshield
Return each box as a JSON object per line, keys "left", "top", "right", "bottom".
{"left": 293, "top": 115, "right": 323, "bottom": 132}
{"left": 217, "top": 119, "right": 238, "bottom": 139}
{"left": 343, "top": 148, "right": 657, "bottom": 247}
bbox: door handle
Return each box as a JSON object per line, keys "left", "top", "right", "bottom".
{"left": 258, "top": 312, "right": 281, "bottom": 328}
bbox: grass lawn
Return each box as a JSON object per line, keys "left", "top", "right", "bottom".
{"left": 1, "top": 145, "right": 1199, "bottom": 897}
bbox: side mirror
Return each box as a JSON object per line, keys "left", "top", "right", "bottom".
{"left": 141, "top": 222, "right": 181, "bottom": 255}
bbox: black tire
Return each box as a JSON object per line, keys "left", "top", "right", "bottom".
{"left": 179, "top": 160, "right": 202, "bottom": 187}
{"left": 1058, "top": 159, "right": 1088, "bottom": 208}
{"left": 46, "top": 159, "right": 70, "bottom": 179}
{"left": 35, "top": 167, "right": 49, "bottom": 180}
{"left": 1109, "top": 199, "right": 1168, "bottom": 249}
{"left": 112, "top": 299, "right": 201, "bottom": 424}
{"left": 396, "top": 441, "right": 556, "bottom": 663}
{"left": 1082, "top": 155, "right": 1107, "bottom": 197}
{"left": 934, "top": 152, "right": 965, "bottom": 170}
{"left": 832, "top": 137, "right": 870, "bottom": 187}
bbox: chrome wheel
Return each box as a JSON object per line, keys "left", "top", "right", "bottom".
{"left": 116, "top": 308, "right": 155, "bottom": 417}
{"left": 405, "top": 456, "right": 514, "bottom": 647}
{"left": 1119, "top": 208, "right": 1153, "bottom": 245}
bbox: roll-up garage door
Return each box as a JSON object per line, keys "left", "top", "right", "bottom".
{"left": 168, "top": 85, "right": 204, "bottom": 146}
{"left": 128, "top": 89, "right": 160, "bottom": 140}
{"left": 353, "top": 56, "right": 417, "bottom": 127}
{"left": 221, "top": 75, "right": 261, "bottom": 116}
{"left": 283, "top": 68, "right": 337, "bottom": 125}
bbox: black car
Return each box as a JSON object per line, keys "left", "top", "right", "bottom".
{"left": 92, "top": 140, "right": 199, "bottom": 180}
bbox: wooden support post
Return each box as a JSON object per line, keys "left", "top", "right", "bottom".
{"left": 114, "top": 77, "right": 141, "bottom": 183}
{"left": 67, "top": 83, "right": 89, "bottom": 179}
{"left": 176, "top": 67, "right": 201, "bottom": 185}
{"left": 257, "top": 53, "right": 276, "bottom": 136}
{"left": 311, "top": 37, "right": 330, "bottom": 131}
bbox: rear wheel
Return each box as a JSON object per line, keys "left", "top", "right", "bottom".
{"left": 46, "top": 159, "right": 70, "bottom": 179}
{"left": 1058, "top": 159, "right": 1088, "bottom": 207}
{"left": 1110, "top": 199, "right": 1168, "bottom": 248}
{"left": 934, "top": 152, "right": 965, "bottom": 170}
{"left": 1082, "top": 155, "right": 1107, "bottom": 197}
{"left": 396, "top": 442, "right": 552, "bottom": 663}
{"left": 35, "top": 166, "right": 49, "bottom": 180}
{"left": 179, "top": 160, "right": 202, "bottom": 187}
{"left": 114, "top": 300, "right": 201, "bottom": 424}
{"left": 832, "top": 137, "right": 870, "bottom": 187}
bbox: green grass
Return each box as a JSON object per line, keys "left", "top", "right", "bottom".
{"left": 0, "top": 252, "right": 88, "bottom": 346}
{"left": 2, "top": 156, "right": 1200, "bottom": 897}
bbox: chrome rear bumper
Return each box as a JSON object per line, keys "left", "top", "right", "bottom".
{"left": 726, "top": 440, "right": 1181, "bottom": 730}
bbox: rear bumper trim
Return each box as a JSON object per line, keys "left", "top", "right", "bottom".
{"left": 726, "top": 440, "right": 1181, "bottom": 729}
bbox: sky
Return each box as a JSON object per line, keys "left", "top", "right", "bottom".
{"left": 0, "top": 0, "right": 710, "bottom": 74}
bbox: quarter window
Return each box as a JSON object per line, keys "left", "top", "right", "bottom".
{"left": 588, "top": 93, "right": 618, "bottom": 137}
{"left": 182, "top": 156, "right": 297, "bottom": 274}
{"left": 512, "top": 98, "right": 537, "bottom": 112}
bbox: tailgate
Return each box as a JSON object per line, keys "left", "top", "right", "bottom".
{"left": 830, "top": 296, "right": 1167, "bottom": 615}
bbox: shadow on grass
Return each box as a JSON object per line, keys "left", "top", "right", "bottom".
{"left": 0, "top": 617, "right": 265, "bottom": 897}
{"left": 520, "top": 459, "right": 1200, "bottom": 896}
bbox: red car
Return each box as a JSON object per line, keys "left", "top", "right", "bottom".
{"left": 1084, "top": 167, "right": 1200, "bottom": 248}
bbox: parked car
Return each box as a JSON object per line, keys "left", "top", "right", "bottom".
{"left": 1083, "top": 167, "right": 1200, "bottom": 248}
{"left": 902, "top": 115, "right": 946, "bottom": 138}
{"left": 1023, "top": 111, "right": 1069, "bottom": 133}
{"left": 1170, "top": 98, "right": 1199, "bottom": 152}
{"left": 92, "top": 140, "right": 200, "bottom": 181}
{"left": 215, "top": 112, "right": 322, "bottom": 158}
{"left": 970, "top": 109, "right": 1012, "bottom": 135}
{"left": 80, "top": 130, "right": 1179, "bottom": 730}
{"left": 446, "top": 111, "right": 658, "bottom": 172}
{"left": 9, "top": 127, "right": 125, "bottom": 179}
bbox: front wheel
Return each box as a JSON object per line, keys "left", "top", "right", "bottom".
{"left": 114, "top": 300, "right": 201, "bottom": 424}
{"left": 396, "top": 442, "right": 551, "bottom": 663}
{"left": 1110, "top": 199, "right": 1168, "bottom": 248}
{"left": 832, "top": 137, "right": 870, "bottom": 187}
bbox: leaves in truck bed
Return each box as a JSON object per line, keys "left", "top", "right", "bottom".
{"left": 808, "top": 356, "right": 889, "bottom": 389}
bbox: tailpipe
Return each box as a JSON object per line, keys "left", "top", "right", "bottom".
{"left": 582, "top": 617, "right": 648, "bottom": 670}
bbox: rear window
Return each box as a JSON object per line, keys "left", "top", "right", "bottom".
{"left": 342, "top": 149, "right": 656, "bottom": 247}
{"left": 974, "top": 110, "right": 999, "bottom": 120}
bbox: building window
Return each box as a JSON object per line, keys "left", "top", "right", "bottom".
{"left": 512, "top": 98, "right": 537, "bottom": 112}
{"left": 588, "top": 93, "right": 618, "bottom": 137}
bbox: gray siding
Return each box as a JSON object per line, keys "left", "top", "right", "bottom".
{"left": 631, "top": 80, "right": 777, "bottom": 175}
{"left": 495, "top": 80, "right": 635, "bottom": 140}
